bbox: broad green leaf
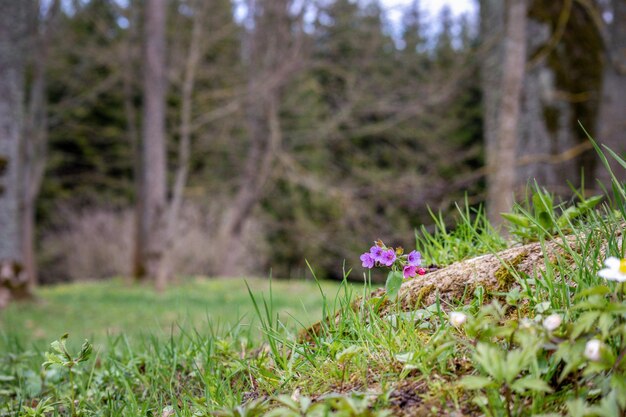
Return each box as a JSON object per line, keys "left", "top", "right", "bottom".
{"left": 566, "top": 398, "right": 591, "bottom": 417}
{"left": 574, "top": 286, "right": 611, "bottom": 300}
{"left": 571, "top": 311, "right": 600, "bottom": 339}
{"left": 264, "top": 409, "right": 299, "bottom": 417}
{"left": 474, "top": 343, "right": 504, "bottom": 381}
{"left": 385, "top": 271, "right": 403, "bottom": 299}
{"left": 459, "top": 375, "right": 494, "bottom": 390}
{"left": 273, "top": 395, "right": 299, "bottom": 411}
{"left": 501, "top": 213, "right": 531, "bottom": 228}
{"left": 598, "top": 312, "right": 615, "bottom": 338}
{"left": 557, "top": 206, "right": 581, "bottom": 228}
{"left": 578, "top": 195, "right": 603, "bottom": 210}
{"left": 511, "top": 376, "right": 552, "bottom": 393}
{"left": 533, "top": 192, "right": 554, "bottom": 230}
{"left": 533, "top": 191, "right": 553, "bottom": 215}
{"left": 589, "top": 390, "right": 620, "bottom": 417}
{"left": 611, "top": 375, "right": 626, "bottom": 409}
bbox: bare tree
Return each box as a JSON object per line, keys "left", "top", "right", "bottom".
{"left": 156, "top": 0, "right": 205, "bottom": 290}
{"left": 0, "top": 0, "right": 30, "bottom": 306}
{"left": 482, "top": 0, "right": 528, "bottom": 228}
{"left": 135, "top": 0, "right": 167, "bottom": 284}
{"left": 217, "top": 0, "right": 305, "bottom": 275}
{"left": 21, "top": 0, "right": 60, "bottom": 290}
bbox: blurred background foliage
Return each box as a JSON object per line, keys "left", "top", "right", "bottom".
{"left": 16, "top": 0, "right": 624, "bottom": 284}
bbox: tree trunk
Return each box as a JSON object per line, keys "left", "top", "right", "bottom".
{"left": 516, "top": 1, "right": 603, "bottom": 196}
{"left": 596, "top": 0, "right": 626, "bottom": 185}
{"left": 21, "top": 0, "right": 58, "bottom": 290}
{"left": 0, "top": 0, "right": 30, "bottom": 306}
{"left": 518, "top": 11, "right": 577, "bottom": 192}
{"left": 121, "top": 0, "right": 145, "bottom": 281}
{"left": 483, "top": 0, "right": 528, "bottom": 228}
{"left": 480, "top": 0, "right": 504, "bottom": 223}
{"left": 156, "top": 0, "right": 204, "bottom": 289}
{"left": 216, "top": 0, "right": 297, "bottom": 276}
{"left": 136, "top": 0, "right": 167, "bottom": 287}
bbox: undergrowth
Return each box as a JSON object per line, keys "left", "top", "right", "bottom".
{"left": 1, "top": 142, "right": 626, "bottom": 416}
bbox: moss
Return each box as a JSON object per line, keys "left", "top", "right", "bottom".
{"left": 413, "top": 284, "right": 435, "bottom": 307}
{"left": 493, "top": 251, "right": 528, "bottom": 290}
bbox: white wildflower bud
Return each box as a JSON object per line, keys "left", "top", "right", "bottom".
{"left": 542, "top": 314, "right": 562, "bottom": 332}
{"left": 449, "top": 312, "right": 467, "bottom": 327}
{"left": 584, "top": 339, "right": 602, "bottom": 362}
{"left": 291, "top": 388, "right": 301, "bottom": 402}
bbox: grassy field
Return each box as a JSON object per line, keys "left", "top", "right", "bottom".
{"left": 2, "top": 149, "right": 626, "bottom": 416}
{"left": 0, "top": 277, "right": 348, "bottom": 350}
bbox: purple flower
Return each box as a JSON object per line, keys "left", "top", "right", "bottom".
{"left": 369, "top": 246, "right": 384, "bottom": 262}
{"left": 381, "top": 249, "right": 396, "bottom": 267}
{"left": 407, "top": 250, "right": 421, "bottom": 266}
{"left": 403, "top": 265, "right": 417, "bottom": 279}
{"left": 360, "top": 253, "right": 375, "bottom": 269}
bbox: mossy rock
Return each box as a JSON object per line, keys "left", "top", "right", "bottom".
{"left": 386, "top": 235, "right": 583, "bottom": 314}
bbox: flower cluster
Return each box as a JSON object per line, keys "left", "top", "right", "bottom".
{"left": 360, "top": 241, "right": 426, "bottom": 279}
{"left": 444, "top": 258, "right": 620, "bottom": 359}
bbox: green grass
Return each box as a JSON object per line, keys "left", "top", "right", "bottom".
{"left": 2, "top": 141, "right": 626, "bottom": 416}
{"left": 0, "top": 277, "right": 346, "bottom": 350}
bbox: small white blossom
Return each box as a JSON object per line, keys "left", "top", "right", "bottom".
{"left": 449, "top": 312, "right": 467, "bottom": 327}
{"left": 542, "top": 314, "right": 562, "bottom": 332}
{"left": 584, "top": 339, "right": 602, "bottom": 361}
{"left": 519, "top": 318, "right": 534, "bottom": 329}
{"left": 598, "top": 257, "right": 626, "bottom": 282}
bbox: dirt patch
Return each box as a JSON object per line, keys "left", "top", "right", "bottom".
{"left": 389, "top": 379, "right": 427, "bottom": 413}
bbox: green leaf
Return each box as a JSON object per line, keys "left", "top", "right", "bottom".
{"left": 611, "top": 375, "right": 626, "bottom": 409}
{"left": 533, "top": 191, "right": 553, "bottom": 216}
{"left": 578, "top": 195, "right": 603, "bottom": 210}
{"left": 335, "top": 345, "right": 362, "bottom": 364}
{"left": 556, "top": 206, "right": 582, "bottom": 228}
{"left": 459, "top": 375, "right": 494, "bottom": 390}
{"left": 603, "top": 145, "right": 626, "bottom": 170}
{"left": 566, "top": 398, "right": 591, "bottom": 417}
{"left": 589, "top": 390, "right": 620, "bottom": 417}
{"left": 474, "top": 343, "right": 505, "bottom": 381}
{"left": 501, "top": 213, "right": 531, "bottom": 228}
{"left": 511, "top": 376, "right": 553, "bottom": 393}
{"left": 575, "top": 286, "right": 611, "bottom": 299}
{"left": 533, "top": 192, "right": 554, "bottom": 230}
{"left": 535, "top": 301, "right": 551, "bottom": 314}
{"left": 503, "top": 349, "right": 531, "bottom": 383}
{"left": 385, "top": 271, "right": 404, "bottom": 299}
{"left": 273, "top": 395, "right": 300, "bottom": 412}
{"left": 571, "top": 311, "right": 600, "bottom": 339}
{"left": 395, "top": 352, "right": 415, "bottom": 363}
{"left": 77, "top": 339, "right": 93, "bottom": 363}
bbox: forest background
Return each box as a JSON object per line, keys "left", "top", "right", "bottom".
{"left": 0, "top": 0, "right": 624, "bottom": 302}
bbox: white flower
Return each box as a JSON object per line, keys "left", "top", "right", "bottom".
{"left": 584, "top": 339, "right": 602, "bottom": 361}
{"left": 542, "top": 314, "right": 562, "bottom": 332}
{"left": 519, "top": 318, "right": 534, "bottom": 329}
{"left": 449, "top": 312, "right": 467, "bottom": 327}
{"left": 598, "top": 257, "right": 626, "bottom": 282}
